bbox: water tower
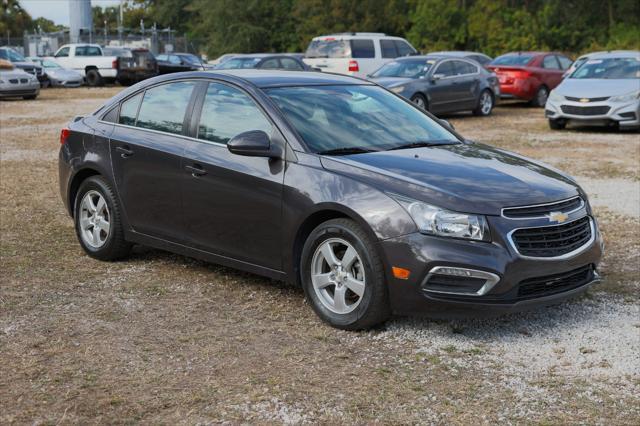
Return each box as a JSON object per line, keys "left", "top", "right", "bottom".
{"left": 69, "top": 0, "right": 93, "bottom": 43}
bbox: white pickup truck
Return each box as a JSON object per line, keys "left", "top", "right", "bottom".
{"left": 52, "top": 44, "right": 118, "bottom": 86}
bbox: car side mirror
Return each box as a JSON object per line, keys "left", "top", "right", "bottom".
{"left": 227, "top": 130, "right": 281, "bottom": 158}
{"left": 439, "top": 119, "right": 454, "bottom": 130}
{"left": 432, "top": 73, "right": 445, "bottom": 82}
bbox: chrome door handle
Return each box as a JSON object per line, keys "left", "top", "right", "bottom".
{"left": 115, "top": 146, "right": 133, "bottom": 158}
{"left": 185, "top": 164, "right": 207, "bottom": 177}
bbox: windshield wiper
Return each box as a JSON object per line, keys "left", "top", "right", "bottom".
{"left": 388, "top": 141, "right": 459, "bottom": 151}
{"left": 317, "top": 147, "right": 378, "bottom": 156}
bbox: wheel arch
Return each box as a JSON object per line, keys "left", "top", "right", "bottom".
{"left": 290, "top": 205, "right": 379, "bottom": 286}
{"left": 68, "top": 167, "right": 101, "bottom": 217}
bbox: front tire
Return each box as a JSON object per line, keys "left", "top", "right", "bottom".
{"left": 473, "top": 89, "right": 494, "bottom": 116}
{"left": 300, "top": 219, "right": 390, "bottom": 330}
{"left": 22, "top": 95, "right": 37, "bottom": 100}
{"left": 548, "top": 118, "right": 566, "bottom": 130}
{"left": 410, "top": 93, "right": 428, "bottom": 110}
{"left": 74, "top": 176, "right": 131, "bottom": 261}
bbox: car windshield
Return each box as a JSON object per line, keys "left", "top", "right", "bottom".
{"left": 491, "top": 54, "right": 534, "bottom": 66}
{"left": 179, "top": 54, "right": 202, "bottom": 65}
{"left": 0, "top": 48, "right": 26, "bottom": 62}
{"left": 570, "top": 57, "right": 640, "bottom": 79}
{"left": 216, "top": 57, "right": 261, "bottom": 69}
{"left": 305, "top": 39, "right": 350, "bottom": 58}
{"left": 41, "top": 60, "right": 61, "bottom": 69}
{"left": 266, "top": 85, "right": 459, "bottom": 154}
{"left": 371, "top": 59, "right": 434, "bottom": 78}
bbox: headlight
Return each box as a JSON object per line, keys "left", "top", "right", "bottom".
{"left": 390, "top": 86, "right": 405, "bottom": 94}
{"left": 548, "top": 90, "right": 563, "bottom": 103}
{"left": 392, "top": 194, "right": 489, "bottom": 241}
{"left": 609, "top": 90, "right": 640, "bottom": 103}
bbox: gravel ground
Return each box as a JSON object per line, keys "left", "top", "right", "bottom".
{"left": 1, "top": 89, "right": 639, "bottom": 423}
{"left": 577, "top": 176, "right": 640, "bottom": 218}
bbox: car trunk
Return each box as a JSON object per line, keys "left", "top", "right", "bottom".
{"left": 488, "top": 65, "right": 532, "bottom": 85}
{"left": 119, "top": 50, "right": 156, "bottom": 72}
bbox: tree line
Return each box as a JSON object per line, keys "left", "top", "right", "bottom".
{"left": 3, "top": 0, "right": 639, "bottom": 58}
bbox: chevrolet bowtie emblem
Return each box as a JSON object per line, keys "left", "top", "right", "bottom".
{"left": 579, "top": 98, "right": 589, "bottom": 103}
{"left": 548, "top": 211, "right": 569, "bottom": 223}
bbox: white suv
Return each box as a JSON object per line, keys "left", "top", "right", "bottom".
{"left": 303, "top": 33, "right": 418, "bottom": 78}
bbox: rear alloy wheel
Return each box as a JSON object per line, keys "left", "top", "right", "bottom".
{"left": 411, "top": 93, "right": 428, "bottom": 110}
{"left": 86, "top": 69, "right": 104, "bottom": 87}
{"left": 532, "top": 86, "right": 549, "bottom": 107}
{"left": 301, "top": 218, "right": 390, "bottom": 330}
{"left": 473, "top": 90, "right": 494, "bottom": 116}
{"left": 74, "top": 176, "right": 131, "bottom": 260}
{"left": 548, "top": 118, "right": 566, "bottom": 130}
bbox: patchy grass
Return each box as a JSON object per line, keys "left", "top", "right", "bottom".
{"left": 1, "top": 89, "right": 639, "bottom": 424}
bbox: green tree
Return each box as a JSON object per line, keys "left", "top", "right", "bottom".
{"left": 0, "top": 0, "right": 32, "bottom": 37}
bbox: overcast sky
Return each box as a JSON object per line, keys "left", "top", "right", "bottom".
{"left": 21, "top": 0, "right": 122, "bottom": 27}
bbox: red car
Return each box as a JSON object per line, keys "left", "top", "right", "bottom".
{"left": 488, "top": 52, "right": 573, "bottom": 107}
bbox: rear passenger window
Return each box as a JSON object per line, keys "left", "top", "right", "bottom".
{"left": 118, "top": 93, "right": 142, "bottom": 126}
{"left": 557, "top": 55, "right": 573, "bottom": 70}
{"left": 136, "top": 81, "right": 196, "bottom": 134}
{"left": 350, "top": 40, "right": 375, "bottom": 58}
{"left": 394, "top": 40, "right": 415, "bottom": 57}
{"left": 380, "top": 40, "right": 398, "bottom": 58}
{"left": 543, "top": 55, "right": 561, "bottom": 69}
{"left": 455, "top": 61, "right": 478, "bottom": 75}
{"left": 197, "top": 82, "right": 272, "bottom": 144}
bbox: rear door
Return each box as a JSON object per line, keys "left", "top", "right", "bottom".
{"left": 541, "top": 54, "right": 564, "bottom": 90}
{"left": 180, "top": 81, "right": 285, "bottom": 270}
{"left": 110, "top": 80, "right": 197, "bottom": 241}
{"left": 452, "top": 60, "right": 481, "bottom": 108}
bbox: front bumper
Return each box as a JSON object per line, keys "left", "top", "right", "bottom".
{"left": 50, "top": 77, "right": 83, "bottom": 88}
{"left": 379, "top": 210, "right": 604, "bottom": 317}
{"left": 0, "top": 82, "right": 40, "bottom": 98}
{"left": 546, "top": 98, "right": 640, "bottom": 128}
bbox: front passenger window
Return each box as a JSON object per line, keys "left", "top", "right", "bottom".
{"left": 435, "top": 61, "right": 455, "bottom": 77}
{"left": 197, "top": 82, "right": 272, "bottom": 144}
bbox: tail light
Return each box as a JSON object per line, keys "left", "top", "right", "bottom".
{"left": 112, "top": 59, "right": 118, "bottom": 69}
{"left": 60, "top": 128, "right": 70, "bottom": 145}
{"left": 348, "top": 60, "right": 359, "bottom": 72}
{"left": 511, "top": 70, "right": 531, "bottom": 79}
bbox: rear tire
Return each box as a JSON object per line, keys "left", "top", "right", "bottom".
{"left": 531, "top": 85, "right": 549, "bottom": 107}
{"left": 473, "top": 89, "right": 494, "bottom": 116}
{"left": 74, "top": 176, "right": 131, "bottom": 261}
{"left": 548, "top": 119, "right": 566, "bottom": 130}
{"left": 300, "top": 218, "right": 390, "bottom": 330}
{"left": 85, "top": 69, "right": 104, "bottom": 87}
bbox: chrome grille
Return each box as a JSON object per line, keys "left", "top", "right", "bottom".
{"left": 502, "top": 196, "right": 583, "bottom": 219}
{"left": 561, "top": 105, "right": 610, "bottom": 116}
{"left": 510, "top": 216, "right": 592, "bottom": 258}
{"left": 565, "top": 96, "right": 609, "bottom": 102}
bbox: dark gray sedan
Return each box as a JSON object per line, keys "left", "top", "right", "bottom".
{"left": 369, "top": 55, "right": 500, "bottom": 116}
{"left": 58, "top": 70, "right": 602, "bottom": 330}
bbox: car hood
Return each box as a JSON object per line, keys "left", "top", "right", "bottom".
{"left": 320, "top": 143, "right": 580, "bottom": 215}
{"left": 0, "top": 69, "right": 31, "bottom": 78}
{"left": 13, "top": 61, "right": 42, "bottom": 70}
{"left": 47, "top": 68, "right": 83, "bottom": 79}
{"left": 370, "top": 77, "right": 415, "bottom": 88}
{"left": 555, "top": 78, "right": 639, "bottom": 98}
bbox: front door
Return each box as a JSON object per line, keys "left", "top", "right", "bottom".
{"left": 180, "top": 81, "right": 285, "bottom": 270}
{"left": 110, "top": 80, "right": 197, "bottom": 241}
{"left": 428, "top": 60, "right": 462, "bottom": 113}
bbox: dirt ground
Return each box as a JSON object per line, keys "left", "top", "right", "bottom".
{"left": 1, "top": 88, "right": 639, "bottom": 424}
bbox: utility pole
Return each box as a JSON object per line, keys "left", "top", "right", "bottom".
{"left": 118, "top": 0, "right": 124, "bottom": 45}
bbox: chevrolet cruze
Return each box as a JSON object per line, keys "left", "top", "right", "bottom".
{"left": 59, "top": 70, "right": 603, "bottom": 330}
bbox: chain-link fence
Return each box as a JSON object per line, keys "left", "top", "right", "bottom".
{"left": 21, "top": 29, "right": 202, "bottom": 58}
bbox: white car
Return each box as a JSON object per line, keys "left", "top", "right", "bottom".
{"left": 28, "top": 57, "right": 84, "bottom": 87}
{"left": 303, "top": 32, "right": 417, "bottom": 78}
{"left": 51, "top": 44, "right": 118, "bottom": 86}
{"left": 0, "top": 60, "right": 39, "bottom": 99}
{"left": 546, "top": 51, "right": 640, "bottom": 130}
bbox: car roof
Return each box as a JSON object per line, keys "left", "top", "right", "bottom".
{"left": 429, "top": 51, "right": 489, "bottom": 57}
{"left": 214, "top": 69, "right": 371, "bottom": 87}
{"left": 312, "top": 33, "right": 404, "bottom": 40}
{"left": 582, "top": 50, "right": 640, "bottom": 59}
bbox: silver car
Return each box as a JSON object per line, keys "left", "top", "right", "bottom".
{"left": 28, "top": 57, "right": 84, "bottom": 87}
{"left": 0, "top": 66, "right": 39, "bottom": 99}
{"left": 546, "top": 51, "right": 640, "bottom": 130}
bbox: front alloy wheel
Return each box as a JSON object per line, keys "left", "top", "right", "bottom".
{"left": 301, "top": 218, "right": 390, "bottom": 330}
{"left": 311, "top": 238, "right": 366, "bottom": 314}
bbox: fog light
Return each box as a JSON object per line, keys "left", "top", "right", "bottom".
{"left": 422, "top": 266, "right": 500, "bottom": 296}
